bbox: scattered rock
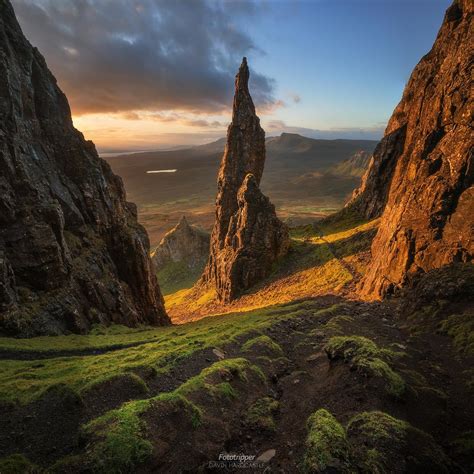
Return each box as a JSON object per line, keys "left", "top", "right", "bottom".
{"left": 212, "top": 348, "right": 225, "bottom": 360}
{"left": 256, "top": 449, "right": 276, "bottom": 463}
{"left": 152, "top": 216, "right": 210, "bottom": 270}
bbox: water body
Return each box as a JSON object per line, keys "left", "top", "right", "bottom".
{"left": 146, "top": 169, "right": 178, "bottom": 174}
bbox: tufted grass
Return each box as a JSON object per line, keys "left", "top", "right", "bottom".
{"left": 0, "top": 300, "right": 332, "bottom": 404}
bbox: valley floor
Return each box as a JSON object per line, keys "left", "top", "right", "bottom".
{"left": 0, "top": 214, "right": 473, "bottom": 473}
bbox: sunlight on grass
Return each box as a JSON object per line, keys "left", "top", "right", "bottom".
{"left": 166, "top": 215, "right": 379, "bottom": 321}
{"left": 0, "top": 301, "right": 333, "bottom": 404}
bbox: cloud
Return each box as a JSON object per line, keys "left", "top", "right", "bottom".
{"left": 118, "top": 111, "right": 226, "bottom": 128}
{"left": 12, "top": 0, "right": 277, "bottom": 115}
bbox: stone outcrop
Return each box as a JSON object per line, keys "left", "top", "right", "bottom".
{"left": 358, "top": 0, "right": 473, "bottom": 298}
{"left": 346, "top": 128, "right": 405, "bottom": 219}
{"left": 0, "top": 0, "right": 169, "bottom": 336}
{"left": 329, "top": 150, "right": 372, "bottom": 178}
{"left": 152, "top": 216, "right": 209, "bottom": 270}
{"left": 202, "top": 58, "right": 289, "bottom": 302}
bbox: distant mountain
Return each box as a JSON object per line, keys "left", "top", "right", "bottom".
{"left": 103, "top": 133, "right": 377, "bottom": 245}
{"left": 266, "top": 133, "right": 375, "bottom": 167}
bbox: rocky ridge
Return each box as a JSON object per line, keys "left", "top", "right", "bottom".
{"left": 328, "top": 150, "right": 372, "bottom": 178}
{"left": 202, "top": 58, "right": 289, "bottom": 302}
{"left": 349, "top": 0, "right": 473, "bottom": 298}
{"left": 152, "top": 216, "right": 209, "bottom": 270}
{"left": 0, "top": 0, "right": 169, "bottom": 336}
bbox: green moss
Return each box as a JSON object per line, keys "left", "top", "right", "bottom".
{"left": 84, "top": 359, "right": 262, "bottom": 472}
{"left": 49, "top": 455, "right": 84, "bottom": 473}
{"left": 451, "top": 430, "right": 474, "bottom": 464}
{"left": 82, "top": 372, "right": 149, "bottom": 395}
{"left": 304, "top": 409, "right": 350, "bottom": 472}
{"left": 348, "top": 411, "right": 407, "bottom": 441}
{"left": 324, "top": 336, "right": 405, "bottom": 397}
{"left": 86, "top": 392, "right": 201, "bottom": 473}
{"left": 0, "top": 454, "right": 39, "bottom": 474}
{"left": 216, "top": 382, "right": 237, "bottom": 399}
{"left": 0, "top": 299, "right": 324, "bottom": 404}
{"left": 347, "top": 411, "right": 449, "bottom": 473}
{"left": 323, "top": 315, "right": 354, "bottom": 334}
{"left": 357, "top": 358, "right": 405, "bottom": 398}
{"left": 241, "top": 335, "right": 284, "bottom": 357}
{"left": 156, "top": 259, "right": 207, "bottom": 295}
{"left": 157, "top": 392, "right": 202, "bottom": 428}
{"left": 246, "top": 397, "right": 279, "bottom": 431}
{"left": 438, "top": 311, "right": 474, "bottom": 356}
{"left": 178, "top": 358, "right": 258, "bottom": 397}
{"left": 86, "top": 398, "right": 154, "bottom": 473}
{"left": 324, "top": 335, "right": 399, "bottom": 360}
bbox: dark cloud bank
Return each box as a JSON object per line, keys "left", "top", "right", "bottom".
{"left": 12, "top": 0, "right": 276, "bottom": 115}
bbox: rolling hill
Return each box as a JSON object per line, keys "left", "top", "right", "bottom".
{"left": 103, "top": 133, "right": 377, "bottom": 246}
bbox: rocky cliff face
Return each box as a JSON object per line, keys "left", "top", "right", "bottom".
{"left": 346, "top": 128, "right": 405, "bottom": 219}
{"left": 0, "top": 0, "right": 169, "bottom": 336}
{"left": 152, "top": 216, "right": 209, "bottom": 270}
{"left": 202, "top": 58, "right": 289, "bottom": 302}
{"left": 358, "top": 0, "right": 473, "bottom": 298}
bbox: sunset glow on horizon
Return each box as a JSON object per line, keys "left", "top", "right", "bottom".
{"left": 13, "top": 0, "right": 451, "bottom": 152}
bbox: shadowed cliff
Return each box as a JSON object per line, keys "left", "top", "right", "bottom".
{"left": 0, "top": 0, "right": 169, "bottom": 335}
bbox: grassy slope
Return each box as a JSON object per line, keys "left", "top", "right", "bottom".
{"left": 0, "top": 212, "right": 377, "bottom": 402}
{"left": 0, "top": 300, "right": 330, "bottom": 404}
{"left": 156, "top": 258, "right": 207, "bottom": 295}
{"left": 1, "top": 211, "right": 473, "bottom": 472}
{"left": 165, "top": 212, "right": 379, "bottom": 322}
{"left": 0, "top": 211, "right": 375, "bottom": 404}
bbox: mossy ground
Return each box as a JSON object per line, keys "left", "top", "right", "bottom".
{"left": 246, "top": 397, "right": 280, "bottom": 431}
{"left": 302, "top": 409, "right": 450, "bottom": 473}
{"left": 438, "top": 310, "right": 474, "bottom": 356}
{"left": 346, "top": 411, "right": 450, "bottom": 472}
{"left": 1, "top": 212, "right": 472, "bottom": 472}
{"left": 0, "top": 300, "right": 328, "bottom": 404}
{"left": 83, "top": 358, "right": 265, "bottom": 472}
{"left": 0, "top": 454, "right": 39, "bottom": 474}
{"left": 304, "top": 408, "right": 349, "bottom": 472}
{"left": 324, "top": 336, "right": 405, "bottom": 397}
{"left": 241, "top": 335, "right": 284, "bottom": 357}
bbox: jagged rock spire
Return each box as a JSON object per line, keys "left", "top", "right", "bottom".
{"left": 202, "top": 58, "right": 289, "bottom": 302}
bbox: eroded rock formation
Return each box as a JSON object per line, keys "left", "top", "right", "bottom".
{"left": 358, "top": 0, "right": 473, "bottom": 298}
{"left": 202, "top": 58, "right": 289, "bottom": 302}
{"left": 0, "top": 0, "right": 169, "bottom": 335}
{"left": 152, "top": 216, "right": 209, "bottom": 270}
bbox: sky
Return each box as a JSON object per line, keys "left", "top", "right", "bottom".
{"left": 12, "top": 0, "right": 451, "bottom": 152}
